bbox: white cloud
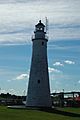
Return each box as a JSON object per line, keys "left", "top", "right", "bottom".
{"left": 9, "top": 88, "right": 16, "bottom": 94}
{"left": 64, "top": 60, "right": 75, "bottom": 65}
{"left": 2, "top": 88, "right": 16, "bottom": 95}
{"left": 78, "top": 80, "right": 80, "bottom": 84}
{"left": 0, "top": 0, "right": 80, "bottom": 45}
{"left": 53, "top": 62, "right": 64, "bottom": 66}
{"left": 48, "top": 67, "right": 61, "bottom": 73}
{"left": 0, "top": 89, "right": 7, "bottom": 94}
{"left": 15, "top": 73, "right": 29, "bottom": 80}
{"left": 7, "top": 80, "right": 11, "bottom": 82}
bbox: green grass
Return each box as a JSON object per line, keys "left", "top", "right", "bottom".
{"left": 57, "top": 107, "right": 80, "bottom": 114}
{"left": 0, "top": 106, "right": 80, "bottom": 120}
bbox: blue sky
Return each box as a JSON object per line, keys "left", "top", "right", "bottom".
{"left": 0, "top": 0, "right": 80, "bottom": 95}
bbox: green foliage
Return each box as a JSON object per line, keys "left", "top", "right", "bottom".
{"left": 0, "top": 106, "right": 80, "bottom": 120}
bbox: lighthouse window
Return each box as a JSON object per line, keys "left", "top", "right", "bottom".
{"left": 36, "top": 28, "right": 39, "bottom": 30}
{"left": 42, "top": 42, "right": 44, "bottom": 45}
{"left": 40, "top": 28, "right": 43, "bottom": 30}
{"left": 38, "top": 80, "right": 40, "bottom": 84}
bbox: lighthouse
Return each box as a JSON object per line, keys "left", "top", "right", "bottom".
{"left": 26, "top": 20, "right": 52, "bottom": 108}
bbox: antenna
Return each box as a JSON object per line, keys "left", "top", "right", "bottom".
{"left": 45, "top": 17, "right": 49, "bottom": 34}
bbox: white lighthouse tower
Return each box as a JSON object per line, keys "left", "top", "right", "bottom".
{"left": 26, "top": 20, "right": 52, "bottom": 108}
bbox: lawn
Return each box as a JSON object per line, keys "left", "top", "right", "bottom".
{"left": 0, "top": 106, "right": 80, "bottom": 120}
{"left": 57, "top": 107, "right": 80, "bottom": 114}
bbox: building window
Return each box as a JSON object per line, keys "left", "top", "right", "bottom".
{"left": 42, "top": 42, "right": 44, "bottom": 45}
{"left": 38, "top": 80, "right": 40, "bottom": 84}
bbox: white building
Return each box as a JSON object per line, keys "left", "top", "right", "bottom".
{"left": 26, "top": 20, "right": 52, "bottom": 108}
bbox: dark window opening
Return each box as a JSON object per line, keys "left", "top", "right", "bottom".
{"left": 42, "top": 42, "right": 44, "bottom": 45}
{"left": 38, "top": 80, "right": 40, "bottom": 84}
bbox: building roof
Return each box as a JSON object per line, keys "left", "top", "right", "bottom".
{"left": 36, "top": 20, "right": 45, "bottom": 27}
